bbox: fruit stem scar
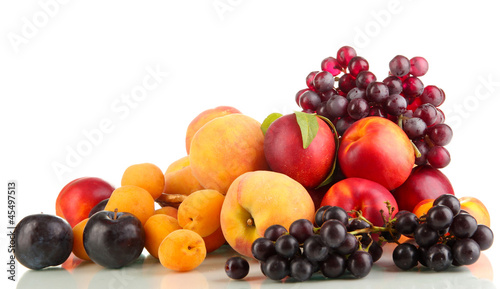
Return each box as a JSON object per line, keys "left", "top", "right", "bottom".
{"left": 246, "top": 218, "right": 254, "bottom": 227}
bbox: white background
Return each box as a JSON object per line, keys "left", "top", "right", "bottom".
{"left": 1, "top": 0, "right": 499, "bottom": 288}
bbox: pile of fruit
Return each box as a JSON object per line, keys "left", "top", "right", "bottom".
{"left": 13, "top": 46, "right": 494, "bottom": 284}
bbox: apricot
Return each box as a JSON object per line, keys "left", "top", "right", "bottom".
{"left": 121, "top": 163, "right": 165, "bottom": 200}
{"left": 177, "top": 189, "right": 225, "bottom": 237}
{"left": 157, "top": 156, "right": 204, "bottom": 207}
{"left": 189, "top": 114, "right": 269, "bottom": 194}
{"left": 144, "top": 214, "right": 181, "bottom": 259}
{"left": 154, "top": 206, "right": 178, "bottom": 219}
{"left": 185, "top": 106, "right": 241, "bottom": 154}
{"left": 72, "top": 218, "right": 91, "bottom": 261}
{"left": 459, "top": 197, "right": 490, "bottom": 227}
{"left": 412, "top": 199, "right": 434, "bottom": 218}
{"left": 158, "top": 229, "right": 207, "bottom": 272}
{"left": 104, "top": 185, "right": 155, "bottom": 226}
{"left": 202, "top": 226, "right": 226, "bottom": 253}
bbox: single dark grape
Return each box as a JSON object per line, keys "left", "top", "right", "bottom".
{"left": 334, "top": 117, "right": 356, "bottom": 136}
{"left": 313, "top": 71, "right": 335, "bottom": 93}
{"left": 413, "top": 138, "right": 430, "bottom": 166}
{"left": 356, "top": 70, "right": 377, "bottom": 89}
{"left": 472, "top": 224, "right": 494, "bottom": 250}
{"left": 261, "top": 254, "right": 290, "bottom": 281}
{"left": 347, "top": 218, "right": 371, "bottom": 244}
{"left": 275, "top": 234, "right": 299, "bottom": 258}
{"left": 366, "top": 82, "right": 390, "bottom": 103}
{"left": 346, "top": 87, "right": 366, "bottom": 101}
{"left": 428, "top": 124, "right": 453, "bottom": 146}
{"left": 383, "top": 76, "right": 403, "bottom": 95}
{"left": 323, "top": 206, "right": 349, "bottom": 226}
{"left": 410, "top": 56, "right": 429, "bottom": 77}
{"left": 306, "top": 71, "right": 319, "bottom": 90}
{"left": 384, "top": 94, "right": 407, "bottom": 115}
{"left": 314, "top": 205, "right": 331, "bottom": 227}
{"left": 403, "top": 117, "right": 427, "bottom": 139}
{"left": 295, "top": 89, "right": 309, "bottom": 106}
{"left": 389, "top": 55, "right": 411, "bottom": 77}
{"left": 414, "top": 103, "right": 438, "bottom": 126}
{"left": 251, "top": 237, "right": 275, "bottom": 261}
{"left": 433, "top": 194, "right": 460, "bottom": 216}
{"left": 264, "top": 224, "right": 287, "bottom": 241}
{"left": 348, "top": 56, "right": 369, "bottom": 77}
{"left": 402, "top": 76, "right": 424, "bottom": 97}
{"left": 338, "top": 73, "right": 356, "bottom": 94}
{"left": 367, "top": 241, "right": 383, "bottom": 263}
{"left": 290, "top": 255, "right": 314, "bottom": 281}
{"left": 320, "top": 219, "right": 347, "bottom": 248}
{"left": 320, "top": 252, "right": 346, "bottom": 278}
{"left": 303, "top": 235, "right": 329, "bottom": 262}
{"left": 347, "top": 251, "right": 373, "bottom": 278}
{"left": 426, "top": 205, "right": 454, "bottom": 231}
{"left": 289, "top": 219, "right": 315, "bottom": 244}
{"left": 320, "top": 89, "right": 338, "bottom": 102}
{"left": 335, "top": 233, "right": 359, "bottom": 255}
{"left": 426, "top": 244, "right": 452, "bottom": 272}
{"left": 436, "top": 107, "right": 445, "bottom": 124}
{"left": 393, "top": 243, "right": 419, "bottom": 270}
{"left": 414, "top": 223, "right": 439, "bottom": 247}
{"left": 450, "top": 214, "right": 478, "bottom": 238}
{"left": 225, "top": 256, "right": 249, "bottom": 279}
{"left": 427, "top": 146, "right": 451, "bottom": 168}
{"left": 298, "top": 90, "right": 322, "bottom": 111}
{"left": 381, "top": 228, "right": 401, "bottom": 242}
{"left": 337, "top": 46, "right": 357, "bottom": 68}
{"left": 452, "top": 238, "right": 481, "bottom": 266}
{"left": 321, "top": 57, "right": 342, "bottom": 76}
{"left": 417, "top": 245, "right": 428, "bottom": 267}
{"left": 347, "top": 98, "right": 369, "bottom": 119}
{"left": 326, "top": 95, "right": 349, "bottom": 118}
{"left": 395, "top": 211, "right": 419, "bottom": 235}
{"left": 421, "top": 85, "right": 444, "bottom": 107}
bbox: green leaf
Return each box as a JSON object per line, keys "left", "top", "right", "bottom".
{"left": 261, "top": 113, "right": 283, "bottom": 135}
{"left": 294, "top": 111, "right": 319, "bottom": 149}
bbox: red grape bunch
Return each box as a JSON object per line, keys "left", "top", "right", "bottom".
{"left": 295, "top": 46, "right": 452, "bottom": 169}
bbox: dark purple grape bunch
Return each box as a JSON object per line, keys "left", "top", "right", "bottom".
{"left": 295, "top": 47, "right": 453, "bottom": 169}
{"left": 391, "top": 194, "right": 494, "bottom": 272}
{"left": 247, "top": 206, "right": 375, "bottom": 282}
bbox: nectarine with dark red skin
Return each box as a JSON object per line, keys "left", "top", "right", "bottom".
{"left": 264, "top": 113, "right": 336, "bottom": 188}
{"left": 391, "top": 165, "right": 454, "bottom": 212}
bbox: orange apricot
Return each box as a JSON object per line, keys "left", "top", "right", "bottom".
{"left": 154, "top": 206, "right": 178, "bottom": 219}
{"left": 121, "top": 163, "right": 165, "bottom": 200}
{"left": 158, "top": 229, "right": 206, "bottom": 272}
{"left": 412, "top": 198, "right": 434, "bottom": 218}
{"left": 104, "top": 185, "right": 155, "bottom": 226}
{"left": 163, "top": 156, "right": 204, "bottom": 197}
{"left": 144, "top": 214, "right": 181, "bottom": 259}
{"left": 459, "top": 196, "right": 490, "bottom": 227}
{"left": 72, "top": 218, "right": 91, "bottom": 261}
{"left": 177, "top": 189, "right": 225, "bottom": 237}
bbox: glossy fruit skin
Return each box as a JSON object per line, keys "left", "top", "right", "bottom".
{"left": 225, "top": 256, "right": 250, "bottom": 279}
{"left": 338, "top": 117, "right": 414, "bottom": 191}
{"left": 88, "top": 198, "right": 109, "bottom": 218}
{"left": 56, "top": 177, "right": 115, "bottom": 227}
{"left": 392, "top": 165, "right": 454, "bottom": 212}
{"left": 264, "top": 114, "right": 336, "bottom": 188}
{"left": 83, "top": 210, "right": 145, "bottom": 269}
{"left": 14, "top": 214, "right": 73, "bottom": 270}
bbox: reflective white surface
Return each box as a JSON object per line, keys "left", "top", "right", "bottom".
{"left": 15, "top": 244, "right": 497, "bottom": 289}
